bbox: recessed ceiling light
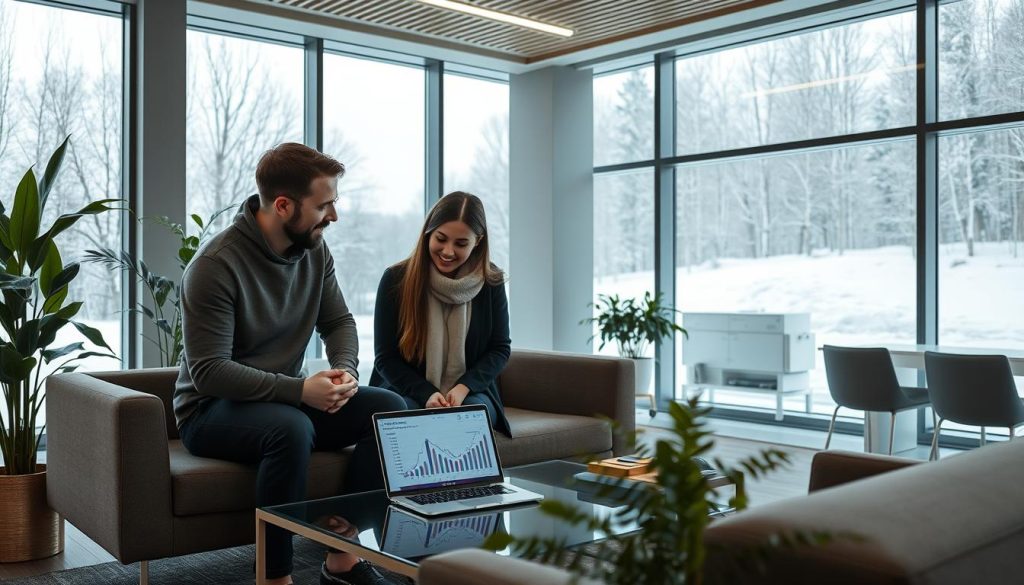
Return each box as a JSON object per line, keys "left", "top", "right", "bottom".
{"left": 414, "top": 0, "right": 574, "bottom": 38}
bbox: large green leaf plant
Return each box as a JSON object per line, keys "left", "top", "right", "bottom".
{"left": 0, "top": 138, "right": 119, "bottom": 475}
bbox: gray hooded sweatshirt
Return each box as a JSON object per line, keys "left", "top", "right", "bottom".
{"left": 173, "top": 195, "right": 358, "bottom": 428}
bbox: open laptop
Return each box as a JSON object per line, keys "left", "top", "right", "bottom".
{"left": 380, "top": 505, "right": 505, "bottom": 561}
{"left": 372, "top": 405, "right": 543, "bottom": 516}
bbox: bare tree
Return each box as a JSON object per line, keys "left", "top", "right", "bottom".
{"left": 0, "top": 4, "right": 14, "bottom": 171}
{"left": 187, "top": 36, "right": 298, "bottom": 232}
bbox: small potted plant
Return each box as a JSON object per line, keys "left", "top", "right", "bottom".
{"left": 0, "top": 138, "right": 118, "bottom": 561}
{"left": 583, "top": 291, "right": 686, "bottom": 415}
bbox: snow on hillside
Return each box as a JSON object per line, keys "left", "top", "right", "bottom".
{"left": 595, "top": 242, "right": 1024, "bottom": 416}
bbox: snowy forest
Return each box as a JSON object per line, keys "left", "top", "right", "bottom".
{"left": 593, "top": 3, "right": 1023, "bottom": 368}
{"left": 0, "top": 0, "right": 1020, "bottom": 394}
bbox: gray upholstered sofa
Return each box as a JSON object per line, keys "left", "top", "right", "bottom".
{"left": 417, "top": 439, "right": 1024, "bottom": 585}
{"left": 45, "top": 349, "right": 634, "bottom": 579}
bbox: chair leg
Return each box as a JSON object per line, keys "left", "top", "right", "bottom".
{"left": 1011, "top": 426, "right": 1016, "bottom": 441}
{"left": 824, "top": 406, "right": 840, "bottom": 450}
{"left": 980, "top": 426, "right": 987, "bottom": 447}
{"left": 930, "top": 419, "right": 944, "bottom": 461}
{"left": 888, "top": 412, "right": 897, "bottom": 456}
{"left": 139, "top": 561, "right": 148, "bottom": 585}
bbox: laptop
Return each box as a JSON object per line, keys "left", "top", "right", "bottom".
{"left": 380, "top": 505, "right": 505, "bottom": 561}
{"left": 372, "top": 404, "right": 543, "bottom": 516}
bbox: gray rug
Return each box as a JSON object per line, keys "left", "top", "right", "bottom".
{"left": 4, "top": 538, "right": 413, "bottom": 585}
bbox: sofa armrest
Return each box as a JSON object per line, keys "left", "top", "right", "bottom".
{"left": 46, "top": 372, "right": 173, "bottom": 564}
{"left": 808, "top": 450, "right": 919, "bottom": 493}
{"left": 419, "top": 549, "right": 602, "bottom": 585}
{"left": 499, "top": 349, "right": 635, "bottom": 455}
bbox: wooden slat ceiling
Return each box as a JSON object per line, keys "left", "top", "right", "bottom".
{"left": 263, "top": 0, "right": 780, "bottom": 63}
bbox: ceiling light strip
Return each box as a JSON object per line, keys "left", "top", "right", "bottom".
{"left": 414, "top": 0, "right": 574, "bottom": 37}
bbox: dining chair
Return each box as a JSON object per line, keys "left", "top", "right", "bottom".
{"left": 823, "top": 345, "right": 933, "bottom": 455}
{"left": 924, "top": 351, "right": 1024, "bottom": 460}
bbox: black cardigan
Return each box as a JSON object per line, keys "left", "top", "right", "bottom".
{"left": 369, "top": 264, "right": 512, "bottom": 436}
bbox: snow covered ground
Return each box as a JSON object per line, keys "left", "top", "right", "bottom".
{"left": 595, "top": 242, "right": 1024, "bottom": 420}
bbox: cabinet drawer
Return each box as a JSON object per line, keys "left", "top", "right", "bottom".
{"left": 728, "top": 314, "right": 784, "bottom": 333}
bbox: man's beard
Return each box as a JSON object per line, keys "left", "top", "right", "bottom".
{"left": 284, "top": 210, "right": 329, "bottom": 250}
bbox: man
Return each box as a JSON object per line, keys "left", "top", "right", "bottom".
{"left": 173, "top": 143, "right": 407, "bottom": 585}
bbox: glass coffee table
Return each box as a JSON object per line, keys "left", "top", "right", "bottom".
{"left": 255, "top": 460, "right": 644, "bottom": 584}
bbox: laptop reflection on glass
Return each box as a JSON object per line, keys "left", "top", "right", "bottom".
{"left": 372, "top": 405, "right": 543, "bottom": 516}
{"left": 380, "top": 505, "right": 505, "bottom": 561}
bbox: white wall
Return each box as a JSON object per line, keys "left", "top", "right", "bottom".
{"left": 509, "top": 66, "right": 593, "bottom": 353}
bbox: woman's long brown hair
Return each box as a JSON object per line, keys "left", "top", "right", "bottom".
{"left": 396, "top": 192, "right": 505, "bottom": 364}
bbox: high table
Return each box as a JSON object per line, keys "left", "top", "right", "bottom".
{"left": 860, "top": 345, "right": 1024, "bottom": 454}
{"left": 885, "top": 344, "right": 1024, "bottom": 375}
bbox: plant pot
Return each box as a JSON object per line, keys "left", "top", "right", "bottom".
{"left": 633, "top": 357, "right": 654, "bottom": 395}
{"left": 0, "top": 465, "right": 64, "bottom": 562}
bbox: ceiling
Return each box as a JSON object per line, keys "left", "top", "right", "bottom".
{"left": 258, "top": 0, "right": 781, "bottom": 64}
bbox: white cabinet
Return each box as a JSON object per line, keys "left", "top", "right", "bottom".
{"left": 681, "top": 312, "right": 815, "bottom": 421}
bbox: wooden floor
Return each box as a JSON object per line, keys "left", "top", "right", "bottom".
{"left": 0, "top": 430, "right": 817, "bottom": 581}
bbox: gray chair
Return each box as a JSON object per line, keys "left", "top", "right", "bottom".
{"left": 924, "top": 351, "right": 1024, "bottom": 460}
{"left": 822, "top": 345, "right": 932, "bottom": 454}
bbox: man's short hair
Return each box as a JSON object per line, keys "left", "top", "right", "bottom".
{"left": 255, "top": 143, "right": 345, "bottom": 206}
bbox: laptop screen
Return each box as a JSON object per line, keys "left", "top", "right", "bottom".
{"left": 381, "top": 506, "right": 503, "bottom": 560}
{"left": 374, "top": 405, "right": 503, "bottom": 496}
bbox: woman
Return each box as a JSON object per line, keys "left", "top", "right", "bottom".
{"left": 370, "top": 191, "right": 511, "bottom": 436}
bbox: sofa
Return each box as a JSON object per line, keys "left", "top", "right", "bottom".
{"left": 417, "top": 439, "right": 1024, "bottom": 585}
{"left": 45, "top": 349, "right": 634, "bottom": 576}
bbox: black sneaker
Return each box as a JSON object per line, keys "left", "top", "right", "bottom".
{"left": 320, "top": 560, "right": 399, "bottom": 585}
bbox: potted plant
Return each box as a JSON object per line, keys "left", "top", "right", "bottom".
{"left": 485, "top": 397, "right": 840, "bottom": 584}
{"left": 0, "top": 138, "right": 118, "bottom": 562}
{"left": 583, "top": 291, "right": 686, "bottom": 416}
{"left": 84, "top": 207, "right": 234, "bottom": 367}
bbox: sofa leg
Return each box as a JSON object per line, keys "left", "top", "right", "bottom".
{"left": 139, "top": 560, "right": 149, "bottom": 585}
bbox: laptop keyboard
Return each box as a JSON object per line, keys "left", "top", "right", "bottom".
{"left": 409, "top": 484, "right": 513, "bottom": 505}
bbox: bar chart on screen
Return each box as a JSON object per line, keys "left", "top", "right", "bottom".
{"left": 402, "top": 433, "right": 492, "bottom": 478}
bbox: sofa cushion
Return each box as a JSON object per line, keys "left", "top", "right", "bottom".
{"left": 496, "top": 408, "right": 612, "bottom": 467}
{"left": 169, "top": 440, "right": 350, "bottom": 516}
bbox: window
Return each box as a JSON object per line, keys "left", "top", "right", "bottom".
{"left": 594, "top": 67, "right": 653, "bottom": 166}
{"left": 0, "top": 0, "right": 125, "bottom": 427}
{"left": 939, "top": 127, "right": 1024, "bottom": 351}
{"left": 444, "top": 72, "right": 510, "bottom": 271}
{"left": 185, "top": 30, "right": 304, "bottom": 233}
{"left": 675, "top": 141, "right": 917, "bottom": 414}
{"left": 593, "top": 169, "right": 655, "bottom": 363}
{"left": 322, "top": 53, "right": 425, "bottom": 380}
{"left": 939, "top": 0, "right": 1024, "bottom": 121}
{"left": 676, "top": 11, "right": 916, "bottom": 155}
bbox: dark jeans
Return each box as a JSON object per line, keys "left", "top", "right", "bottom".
{"left": 178, "top": 386, "right": 406, "bottom": 580}
{"left": 399, "top": 392, "right": 500, "bottom": 430}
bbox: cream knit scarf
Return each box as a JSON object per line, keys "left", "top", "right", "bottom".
{"left": 425, "top": 263, "right": 485, "bottom": 394}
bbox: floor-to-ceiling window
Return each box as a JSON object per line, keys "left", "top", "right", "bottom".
{"left": 323, "top": 52, "right": 425, "bottom": 380}
{"left": 185, "top": 29, "right": 304, "bottom": 234}
{"left": 593, "top": 0, "right": 1024, "bottom": 444}
{"left": 936, "top": 0, "right": 1024, "bottom": 440}
{"left": 673, "top": 11, "right": 918, "bottom": 417}
{"left": 443, "top": 69, "right": 509, "bottom": 272}
{"left": 0, "top": 0, "right": 125, "bottom": 433}
{"left": 592, "top": 67, "right": 656, "bottom": 365}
